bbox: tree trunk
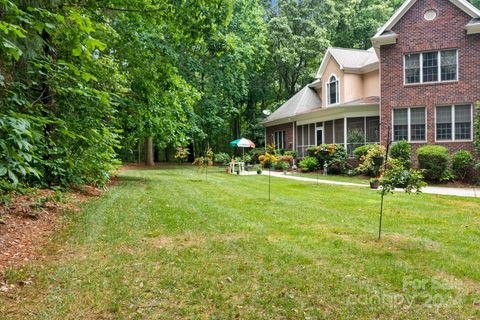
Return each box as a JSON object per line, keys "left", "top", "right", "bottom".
{"left": 145, "top": 137, "right": 154, "bottom": 166}
{"left": 137, "top": 140, "right": 142, "bottom": 164}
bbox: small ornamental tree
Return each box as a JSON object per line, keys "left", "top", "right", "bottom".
{"left": 175, "top": 146, "right": 190, "bottom": 167}
{"left": 378, "top": 161, "right": 426, "bottom": 239}
{"left": 193, "top": 147, "right": 214, "bottom": 181}
{"left": 259, "top": 150, "right": 278, "bottom": 201}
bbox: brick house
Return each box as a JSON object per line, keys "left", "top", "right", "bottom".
{"left": 263, "top": 0, "right": 479, "bottom": 158}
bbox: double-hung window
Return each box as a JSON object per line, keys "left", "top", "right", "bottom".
{"left": 393, "top": 107, "right": 426, "bottom": 142}
{"left": 404, "top": 50, "right": 457, "bottom": 84}
{"left": 436, "top": 105, "right": 472, "bottom": 141}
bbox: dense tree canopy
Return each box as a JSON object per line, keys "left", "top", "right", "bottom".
{"left": 2, "top": 0, "right": 476, "bottom": 190}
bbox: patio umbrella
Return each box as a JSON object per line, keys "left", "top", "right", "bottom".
{"left": 230, "top": 138, "right": 256, "bottom": 159}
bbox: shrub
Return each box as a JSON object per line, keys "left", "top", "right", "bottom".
{"left": 358, "top": 145, "right": 386, "bottom": 177}
{"left": 389, "top": 140, "right": 411, "bottom": 169}
{"left": 278, "top": 160, "right": 290, "bottom": 172}
{"left": 259, "top": 153, "right": 278, "bottom": 168}
{"left": 299, "top": 156, "right": 319, "bottom": 172}
{"left": 353, "top": 144, "right": 376, "bottom": 161}
{"left": 325, "top": 144, "right": 348, "bottom": 174}
{"left": 284, "top": 150, "right": 298, "bottom": 158}
{"left": 416, "top": 145, "right": 450, "bottom": 181}
{"left": 249, "top": 148, "right": 265, "bottom": 164}
{"left": 381, "top": 161, "right": 426, "bottom": 194}
{"left": 214, "top": 152, "right": 231, "bottom": 165}
{"left": 306, "top": 146, "right": 318, "bottom": 158}
{"left": 452, "top": 150, "right": 474, "bottom": 181}
{"left": 278, "top": 155, "right": 294, "bottom": 166}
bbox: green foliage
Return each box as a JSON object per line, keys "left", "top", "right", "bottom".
{"left": 278, "top": 160, "right": 290, "bottom": 172}
{"left": 299, "top": 156, "right": 319, "bottom": 172}
{"left": 214, "top": 153, "right": 231, "bottom": 165}
{"left": 452, "top": 150, "right": 474, "bottom": 181}
{"left": 353, "top": 144, "right": 376, "bottom": 161}
{"left": 381, "top": 160, "right": 426, "bottom": 194}
{"left": 347, "top": 130, "right": 365, "bottom": 145}
{"left": 358, "top": 145, "right": 386, "bottom": 177}
{"left": 0, "top": 114, "right": 41, "bottom": 185}
{"left": 284, "top": 150, "right": 297, "bottom": 158}
{"left": 389, "top": 140, "right": 412, "bottom": 169}
{"left": 175, "top": 146, "right": 190, "bottom": 162}
{"left": 325, "top": 145, "right": 348, "bottom": 174}
{"left": 416, "top": 146, "right": 450, "bottom": 182}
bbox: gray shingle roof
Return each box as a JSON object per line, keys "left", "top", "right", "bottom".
{"left": 263, "top": 86, "right": 321, "bottom": 124}
{"left": 329, "top": 47, "right": 378, "bottom": 69}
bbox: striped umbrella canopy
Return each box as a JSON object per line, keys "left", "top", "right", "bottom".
{"left": 230, "top": 138, "right": 256, "bottom": 148}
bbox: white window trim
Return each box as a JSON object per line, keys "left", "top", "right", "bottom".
{"left": 392, "top": 107, "right": 428, "bottom": 143}
{"left": 434, "top": 104, "right": 474, "bottom": 142}
{"left": 403, "top": 50, "right": 458, "bottom": 86}
{"left": 326, "top": 74, "right": 340, "bottom": 106}
{"left": 273, "top": 130, "right": 286, "bottom": 150}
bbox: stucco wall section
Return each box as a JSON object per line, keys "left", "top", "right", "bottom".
{"left": 363, "top": 71, "right": 380, "bottom": 98}
{"left": 322, "top": 58, "right": 344, "bottom": 107}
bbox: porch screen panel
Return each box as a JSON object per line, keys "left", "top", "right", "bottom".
{"left": 324, "top": 121, "right": 334, "bottom": 144}
{"left": 366, "top": 116, "right": 380, "bottom": 143}
{"left": 302, "top": 125, "right": 309, "bottom": 146}
{"left": 296, "top": 126, "right": 302, "bottom": 154}
{"left": 334, "top": 119, "right": 345, "bottom": 144}
{"left": 347, "top": 117, "right": 365, "bottom": 155}
{"left": 309, "top": 124, "right": 316, "bottom": 146}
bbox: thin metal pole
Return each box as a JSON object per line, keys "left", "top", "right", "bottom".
{"left": 378, "top": 190, "right": 385, "bottom": 240}
{"left": 378, "top": 124, "right": 391, "bottom": 240}
{"left": 269, "top": 167, "right": 271, "bottom": 201}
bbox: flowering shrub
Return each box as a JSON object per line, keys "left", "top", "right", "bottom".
{"left": 278, "top": 155, "right": 294, "bottom": 166}
{"left": 259, "top": 152, "right": 278, "bottom": 168}
{"left": 358, "top": 145, "right": 386, "bottom": 177}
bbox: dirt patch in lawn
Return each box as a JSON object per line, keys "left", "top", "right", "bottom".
{"left": 0, "top": 186, "right": 104, "bottom": 283}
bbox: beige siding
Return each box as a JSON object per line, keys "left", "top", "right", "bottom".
{"left": 321, "top": 56, "right": 380, "bottom": 106}
{"left": 344, "top": 73, "right": 364, "bottom": 102}
{"left": 363, "top": 71, "right": 380, "bottom": 98}
{"left": 321, "top": 58, "right": 343, "bottom": 107}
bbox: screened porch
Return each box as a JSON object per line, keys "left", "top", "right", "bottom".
{"left": 296, "top": 116, "right": 380, "bottom": 157}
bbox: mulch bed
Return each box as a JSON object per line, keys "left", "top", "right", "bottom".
{"left": 0, "top": 186, "right": 104, "bottom": 285}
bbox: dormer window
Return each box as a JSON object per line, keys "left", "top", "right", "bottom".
{"left": 327, "top": 75, "right": 339, "bottom": 105}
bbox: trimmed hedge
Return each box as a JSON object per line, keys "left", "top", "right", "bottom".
{"left": 416, "top": 145, "right": 449, "bottom": 181}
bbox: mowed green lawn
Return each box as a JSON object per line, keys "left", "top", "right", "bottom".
{"left": 1, "top": 166, "right": 480, "bottom": 319}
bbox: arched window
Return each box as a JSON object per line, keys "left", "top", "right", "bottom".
{"left": 327, "top": 75, "right": 339, "bottom": 105}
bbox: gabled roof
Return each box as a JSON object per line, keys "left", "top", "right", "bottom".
{"left": 263, "top": 86, "right": 321, "bottom": 124}
{"left": 316, "top": 47, "right": 379, "bottom": 78}
{"left": 373, "top": 0, "right": 480, "bottom": 39}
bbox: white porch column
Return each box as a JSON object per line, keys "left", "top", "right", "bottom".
{"left": 343, "top": 117, "right": 348, "bottom": 150}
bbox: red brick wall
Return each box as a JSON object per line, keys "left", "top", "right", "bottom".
{"left": 380, "top": 0, "right": 479, "bottom": 157}
{"left": 265, "top": 122, "right": 295, "bottom": 151}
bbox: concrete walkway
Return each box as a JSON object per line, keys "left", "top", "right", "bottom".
{"left": 263, "top": 171, "right": 479, "bottom": 198}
